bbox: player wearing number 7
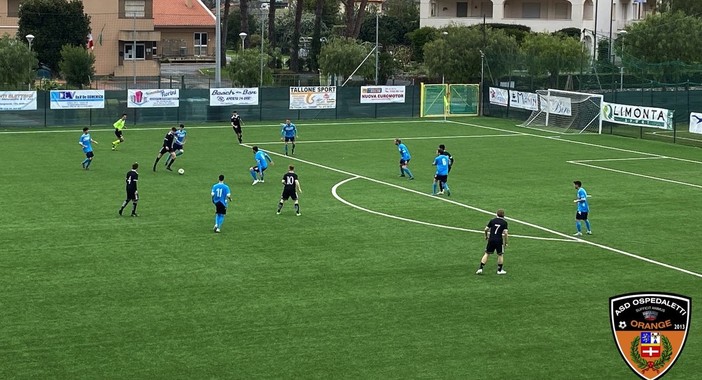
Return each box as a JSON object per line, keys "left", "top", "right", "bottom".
{"left": 476, "top": 209, "right": 509, "bottom": 275}
{"left": 211, "top": 174, "right": 232, "bottom": 233}
{"left": 276, "top": 165, "right": 302, "bottom": 216}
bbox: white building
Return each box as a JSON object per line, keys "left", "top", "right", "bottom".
{"left": 420, "top": 0, "right": 655, "bottom": 54}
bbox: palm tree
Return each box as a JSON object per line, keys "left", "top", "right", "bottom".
{"left": 290, "top": 0, "right": 305, "bottom": 71}
{"left": 240, "top": 0, "right": 250, "bottom": 48}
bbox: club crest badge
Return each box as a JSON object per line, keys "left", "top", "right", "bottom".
{"left": 610, "top": 293, "right": 691, "bottom": 380}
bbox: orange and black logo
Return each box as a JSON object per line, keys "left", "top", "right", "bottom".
{"left": 610, "top": 292, "right": 691, "bottom": 380}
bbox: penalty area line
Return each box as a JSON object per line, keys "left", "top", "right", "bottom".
{"left": 248, "top": 133, "right": 523, "bottom": 146}
{"left": 331, "top": 177, "right": 576, "bottom": 243}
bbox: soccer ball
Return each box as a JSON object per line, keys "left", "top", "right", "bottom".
{"left": 177, "top": 168, "right": 185, "bottom": 175}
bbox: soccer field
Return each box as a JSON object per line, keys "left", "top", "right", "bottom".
{"left": 1, "top": 116, "right": 700, "bottom": 379}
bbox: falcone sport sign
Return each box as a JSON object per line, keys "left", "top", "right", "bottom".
{"left": 610, "top": 292, "right": 691, "bottom": 380}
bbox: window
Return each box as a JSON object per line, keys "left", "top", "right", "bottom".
{"left": 456, "top": 2, "right": 468, "bottom": 17}
{"left": 8, "top": 0, "right": 22, "bottom": 17}
{"left": 522, "top": 3, "right": 541, "bottom": 19}
{"left": 430, "top": 1, "right": 437, "bottom": 17}
{"left": 124, "top": 43, "right": 145, "bottom": 60}
{"left": 120, "top": 0, "right": 152, "bottom": 18}
{"left": 194, "top": 32, "right": 208, "bottom": 56}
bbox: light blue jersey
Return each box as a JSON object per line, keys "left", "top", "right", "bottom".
{"left": 211, "top": 183, "right": 231, "bottom": 206}
{"left": 398, "top": 143, "right": 411, "bottom": 161}
{"left": 576, "top": 187, "right": 589, "bottom": 212}
{"left": 281, "top": 123, "right": 297, "bottom": 138}
{"left": 433, "top": 154, "right": 449, "bottom": 175}
{"left": 255, "top": 150, "right": 272, "bottom": 170}
{"left": 79, "top": 133, "right": 93, "bottom": 153}
{"left": 175, "top": 129, "right": 187, "bottom": 145}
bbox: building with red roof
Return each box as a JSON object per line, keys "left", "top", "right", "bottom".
{"left": 154, "top": 0, "right": 216, "bottom": 59}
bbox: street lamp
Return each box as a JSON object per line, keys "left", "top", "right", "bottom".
{"left": 239, "top": 32, "right": 247, "bottom": 51}
{"left": 259, "top": 2, "right": 268, "bottom": 87}
{"left": 26, "top": 34, "right": 34, "bottom": 90}
{"left": 441, "top": 31, "right": 448, "bottom": 85}
{"left": 617, "top": 30, "right": 627, "bottom": 91}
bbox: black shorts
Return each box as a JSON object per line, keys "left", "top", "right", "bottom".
{"left": 576, "top": 211, "right": 589, "bottom": 220}
{"left": 173, "top": 143, "right": 183, "bottom": 151}
{"left": 115, "top": 129, "right": 123, "bottom": 138}
{"left": 434, "top": 174, "right": 448, "bottom": 182}
{"left": 232, "top": 126, "right": 242, "bottom": 134}
{"left": 159, "top": 146, "right": 172, "bottom": 155}
{"left": 400, "top": 159, "right": 409, "bottom": 166}
{"left": 281, "top": 188, "right": 298, "bottom": 201}
{"left": 85, "top": 151, "right": 94, "bottom": 158}
{"left": 448, "top": 165, "right": 452, "bottom": 173}
{"left": 126, "top": 189, "right": 138, "bottom": 201}
{"left": 284, "top": 136, "right": 295, "bottom": 142}
{"left": 485, "top": 240, "right": 504, "bottom": 255}
{"left": 215, "top": 201, "right": 227, "bottom": 215}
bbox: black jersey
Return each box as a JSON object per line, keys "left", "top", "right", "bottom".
{"left": 282, "top": 172, "right": 298, "bottom": 190}
{"left": 162, "top": 131, "right": 175, "bottom": 149}
{"left": 125, "top": 169, "right": 138, "bottom": 191}
{"left": 486, "top": 217, "right": 508, "bottom": 243}
{"left": 231, "top": 114, "right": 242, "bottom": 127}
{"left": 442, "top": 150, "right": 454, "bottom": 166}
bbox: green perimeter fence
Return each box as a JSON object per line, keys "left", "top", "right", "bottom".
{"left": 0, "top": 86, "right": 420, "bottom": 129}
{"left": 483, "top": 83, "right": 702, "bottom": 148}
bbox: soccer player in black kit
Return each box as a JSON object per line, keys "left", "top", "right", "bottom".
{"left": 276, "top": 165, "right": 302, "bottom": 216}
{"left": 119, "top": 162, "right": 139, "bottom": 216}
{"left": 153, "top": 127, "right": 177, "bottom": 171}
{"left": 231, "top": 111, "right": 243, "bottom": 144}
{"left": 476, "top": 209, "right": 509, "bottom": 275}
{"left": 439, "top": 144, "right": 454, "bottom": 173}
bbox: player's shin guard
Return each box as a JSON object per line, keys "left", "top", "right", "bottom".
{"left": 131, "top": 201, "right": 138, "bottom": 215}
{"left": 85, "top": 158, "right": 92, "bottom": 168}
{"left": 284, "top": 144, "right": 288, "bottom": 155}
{"left": 403, "top": 168, "right": 414, "bottom": 178}
{"left": 250, "top": 169, "right": 257, "bottom": 180}
{"left": 576, "top": 221, "right": 582, "bottom": 232}
{"left": 277, "top": 201, "right": 284, "bottom": 212}
{"left": 432, "top": 182, "right": 438, "bottom": 194}
{"left": 585, "top": 220, "right": 591, "bottom": 231}
{"left": 292, "top": 143, "right": 295, "bottom": 154}
{"left": 176, "top": 150, "right": 183, "bottom": 157}
{"left": 294, "top": 203, "right": 300, "bottom": 214}
{"left": 167, "top": 158, "right": 175, "bottom": 169}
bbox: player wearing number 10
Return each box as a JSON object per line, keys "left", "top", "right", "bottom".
{"left": 476, "top": 209, "right": 509, "bottom": 275}
{"left": 211, "top": 175, "right": 232, "bottom": 233}
{"left": 277, "top": 165, "right": 302, "bottom": 216}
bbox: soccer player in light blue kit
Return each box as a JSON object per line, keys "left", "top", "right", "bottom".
{"left": 432, "top": 149, "right": 451, "bottom": 196}
{"left": 79, "top": 127, "right": 98, "bottom": 170}
{"left": 573, "top": 180, "right": 591, "bottom": 236}
{"left": 211, "top": 174, "right": 232, "bottom": 233}
{"left": 394, "top": 138, "right": 414, "bottom": 180}
{"left": 281, "top": 119, "right": 297, "bottom": 156}
{"left": 166, "top": 124, "right": 186, "bottom": 167}
{"left": 250, "top": 146, "right": 274, "bottom": 185}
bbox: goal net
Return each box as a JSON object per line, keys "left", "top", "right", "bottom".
{"left": 420, "top": 83, "right": 480, "bottom": 117}
{"left": 521, "top": 89, "right": 604, "bottom": 134}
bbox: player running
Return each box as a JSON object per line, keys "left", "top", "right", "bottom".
{"left": 249, "top": 146, "right": 273, "bottom": 185}
{"left": 211, "top": 174, "right": 232, "bottom": 233}
{"left": 280, "top": 119, "right": 297, "bottom": 155}
{"left": 152, "top": 127, "right": 177, "bottom": 172}
{"left": 166, "top": 124, "right": 186, "bottom": 167}
{"left": 231, "top": 111, "right": 243, "bottom": 144}
{"left": 277, "top": 165, "right": 302, "bottom": 216}
{"left": 79, "top": 127, "right": 98, "bottom": 170}
{"left": 394, "top": 138, "right": 414, "bottom": 180}
{"left": 119, "top": 162, "right": 139, "bottom": 216}
{"left": 111, "top": 113, "right": 127, "bottom": 150}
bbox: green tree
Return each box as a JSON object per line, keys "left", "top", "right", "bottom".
{"left": 622, "top": 11, "right": 702, "bottom": 64}
{"left": 0, "top": 35, "right": 38, "bottom": 89}
{"left": 17, "top": 0, "right": 91, "bottom": 73}
{"left": 58, "top": 44, "right": 95, "bottom": 89}
{"left": 384, "top": 0, "right": 419, "bottom": 30}
{"left": 406, "top": 27, "right": 439, "bottom": 62}
{"left": 318, "top": 37, "right": 374, "bottom": 83}
{"left": 358, "top": 15, "right": 409, "bottom": 47}
{"left": 521, "top": 32, "right": 588, "bottom": 87}
{"left": 658, "top": 0, "right": 702, "bottom": 17}
{"left": 423, "top": 26, "right": 519, "bottom": 83}
{"left": 226, "top": 49, "right": 273, "bottom": 86}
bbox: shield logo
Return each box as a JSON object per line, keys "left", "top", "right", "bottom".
{"left": 610, "top": 292, "right": 692, "bottom": 380}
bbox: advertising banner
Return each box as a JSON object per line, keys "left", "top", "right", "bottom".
{"left": 509, "top": 90, "right": 539, "bottom": 111}
{"left": 209, "top": 88, "right": 259, "bottom": 106}
{"left": 289, "top": 86, "right": 336, "bottom": 109}
{"left": 539, "top": 95, "right": 572, "bottom": 116}
{"left": 50, "top": 90, "right": 105, "bottom": 109}
{"left": 602, "top": 102, "right": 674, "bottom": 130}
{"left": 689, "top": 112, "right": 702, "bottom": 134}
{"left": 360, "top": 86, "right": 406, "bottom": 103}
{"left": 127, "top": 89, "right": 180, "bottom": 108}
{"left": 0, "top": 91, "right": 37, "bottom": 111}
{"left": 488, "top": 87, "right": 508, "bottom": 107}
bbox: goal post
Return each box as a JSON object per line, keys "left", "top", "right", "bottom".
{"left": 420, "top": 83, "right": 480, "bottom": 118}
{"left": 521, "top": 89, "right": 604, "bottom": 134}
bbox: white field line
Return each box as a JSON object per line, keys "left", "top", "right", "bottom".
{"left": 0, "top": 119, "right": 423, "bottom": 135}
{"left": 567, "top": 161, "right": 702, "bottom": 190}
{"left": 649, "top": 130, "right": 702, "bottom": 143}
{"left": 242, "top": 143, "right": 702, "bottom": 279}
{"left": 248, "top": 133, "right": 522, "bottom": 145}
{"left": 570, "top": 157, "right": 668, "bottom": 163}
{"left": 450, "top": 120, "right": 702, "bottom": 166}
{"left": 331, "top": 176, "right": 577, "bottom": 243}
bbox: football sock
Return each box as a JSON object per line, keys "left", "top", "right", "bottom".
{"left": 498, "top": 264, "right": 504, "bottom": 271}
{"left": 165, "top": 156, "right": 171, "bottom": 166}
{"left": 576, "top": 221, "right": 582, "bottom": 232}
{"left": 238, "top": 136, "right": 242, "bottom": 143}
{"left": 284, "top": 144, "right": 288, "bottom": 155}
{"left": 260, "top": 172, "right": 265, "bottom": 181}
{"left": 403, "top": 168, "right": 414, "bottom": 178}
{"left": 176, "top": 151, "right": 183, "bottom": 157}
{"left": 216, "top": 214, "right": 225, "bottom": 227}
{"left": 479, "top": 262, "right": 485, "bottom": 269}
{"left": 585, "top": 220, "right": 591, "bottom": 231}
{"left": 400, "top": 167, "right": 405, "bottom": 176}
{"left": 81, "top": 158, "right": 90, "bottom": 166}
{"left": 277, "top": 202, "right": 284, "bottom": 212}
{"left": 250, "top": 169, "right": 257, "bottom": 180}
{"left": 167, "top": 158, "right": 175, "bottom": 169}
{"left": 292, "top": 144, "right": 295, "bottom": 154}
{"left": 120, "top": 200, "right": 128, "bottom": 211}
{"left": 432, "top": 182, "right": 438, "bottom": 194}
{"left": 112, "top": 140, "right": 120, "bottom": 146}
{"left": 132, "top": 202, "right": 138, "bottom": 214}
{"left": 85, "top": 159, "right": 92, "bottom": 168}
{"left": 294, "top": 204, "right": 300, "bottom": 214}
{"left": 443, "top": 182, "right": 450, "bottom": 192}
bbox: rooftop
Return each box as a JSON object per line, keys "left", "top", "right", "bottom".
{"left": 154, "top": 0, "right": 216, "bottom": 28}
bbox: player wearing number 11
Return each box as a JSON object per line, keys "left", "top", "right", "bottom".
{"left": 211, "top": 174, "right": 232, "bottom": 233}
{"left": 476, "top": 209, "right": 509, "bottom": 275}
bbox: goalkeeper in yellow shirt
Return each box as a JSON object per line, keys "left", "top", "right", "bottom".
{"left": 112, "top": 113, "right": 127, "bottom": 150}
